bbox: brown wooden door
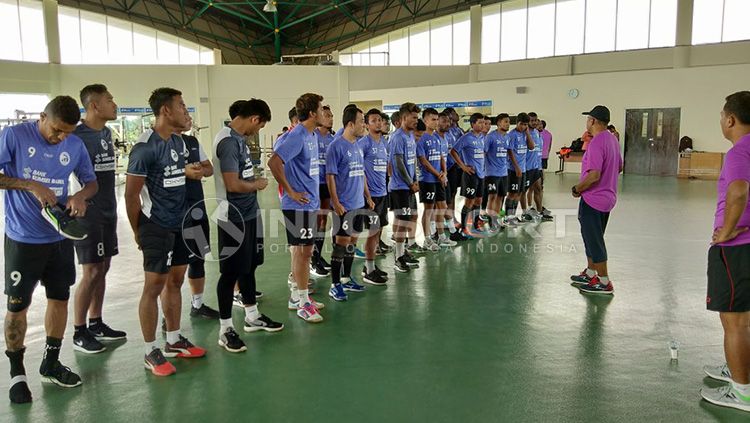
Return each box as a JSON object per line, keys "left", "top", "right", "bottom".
{"left": 624, "top": 108, "right": 681, "bottom": 176}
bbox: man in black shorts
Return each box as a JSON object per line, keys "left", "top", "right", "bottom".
{"left": 505, "top": 113, "right": 533, "bottom": 224}
{"left": 417, "top": 109, "right": 454, "bottom": 248}
{"left": 2, "top": 96, "right": 98, "bottom": 403}
{"left": 125, "top": 88, "right": 206, "bottom": 378}
{"left": 700, "top": 91, "right": 750, "bottom": 412}
{"left": 483, "top": 113, "right": 511, "bottom": 230}
{"left": 71, "top": 85, "right": 127, "bottom": 354}
{"left": 213, "top": 98, "right": 282, "bottom": 353}
{"left": 269, "top": 93, "right": 326, "bottom": 323}
{"left": 358, "top": 109, "right": 389, "bottom": 285}
{"left": 326, "top": 105, "right": 371, "bottom": 300}
{"left": 450, "top": 113, "right": 487, "bottom": 237}
{"left": 311, "top": 105, "right": 334, "bottom": 277}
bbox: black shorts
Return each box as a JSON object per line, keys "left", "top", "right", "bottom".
{"left": 5, "top": 236, "right": 76, "bottom": 306}
{"left": 447, "top": 166, "right": 462, "bottom": 202}
{"left": 390, "top": 189, "right": 417, "bottom": 221}
{"left": 485, "top": 176, "right": 509, "bottom": 197}
{"left": 218, "top": 217, "right": 264, "bottom": 275}
{"left": 282, "top": 209, "right": 316, "bottom": 246}
{"left": 508, "top": 172, "right": 525, "bottom": 194}
{"left": 183, "top": 217, "right": 211, "bottom": 263}
{"left": 74, "top": 217, "right": 118, "bottom": 264}
{"left": 419, "top": 182, "right": 446, "bottom": 204}
{"left": 461, "top": 173, "right": 484, "bottom": 199}
{"left": 527, "top": 169, "right": 542, "bottom": 186}
{"left": 319, "top": 184, "right": 331, "bottom": 201}
{"left": 138, "top": 213, "right": 190, "bottom": 274}
{"left": 542, "top": 158, "right": 549, "bottom": 169}
{"left": 707, "top": 244, "right": 750, "bottom": 312}
{"left": 578, "top": 199, "right": 610, "bottom": 264}
{"left": 366, "top": 196, "right": 389, "bottom": 229}
{"left": 333, "top": 209, "right": 367, "bottom": 237}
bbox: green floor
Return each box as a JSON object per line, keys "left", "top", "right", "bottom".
{"left": 1, "top": 174, "right": 746, "bottom": 422}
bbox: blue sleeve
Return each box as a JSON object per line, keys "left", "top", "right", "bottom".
{"left": 74, "top": 140, "right": 96, "bottom": 184}
{"left": 325, "top": 142, "right": 339, "bottom": 175}
{"left": 453, "top": 135, "right": 465, "bottom": 153}
{"left": 416, "top": 140, "right": 426, "bottom": 159}
{"left": 357, "top": 138, "right": 370, "bottom": 159}
{"left": 0, "top": 126, "right": 16, "bottom": 169}
{"left": 273, "top": 133, "right": 303, "bottom": 164}
{"left": 127, "top": 143, "right": 151, "bottom": 176}
{"left": 216, "top": 138, "right": 240, "bottom": 173}
{"left": 392, "top": 136, "right": 405, "bottom": 156}
{"left": 484, "top": 134, "right": 493, "bottom": 153}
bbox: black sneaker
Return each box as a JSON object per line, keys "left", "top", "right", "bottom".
{"left": 88, "top": 322, "right": 127, "bottom": 341}
{"left": 310, "top": 261, "right": 330, "bottom": 277}
{"left": 450, "top": 231, "right": 468, "bottom": 242}
{"left": 255, "top": 290, "right": 264, "bottom": 299}
{"left": 394, "top": 256, "right": 410, "bottom": 273}
{"left": 218, "top": 328, "right": 247, "bottom": 353}
{"left": 363, "top": 270, "right": 387, "bottom": 286}
{"left": 522, "top": 213, "right": 533, "bottom": 222}
{"left": 73, "top": 329, "right": 106, "bottom": 354}
{"left": 244, "top": 314, "right": 284, "bottom": 333}
{"left": 541, "top": 214, "right": 554, "bottom": 222}
{"left": 39, "top": 361, "right": 82, "bottom": 388}
{"left": 403, "top": 253, "right": 420, "bottom": 268}
{"left": 360, "top": 265, "right": 388, "bottom": 280}
{"left": 8, "top": 374, "right": 32, "bottom": 404}
{"left": 233, "top": 293, "right": 244, "bottom": 308}
{"left": 190, "top": 304, "right": 220, "bottom": 319}
{"left": 379, "top": 240, "right": 393, "bottom": 253}
{"left": 318, "top": 256, "right": 332, "bottom": 270}
{"left": 41, "top": 203, "right": 88, "bottom": 240}
{"left": 375, "top": 245, "right": 387, "bottom": 256}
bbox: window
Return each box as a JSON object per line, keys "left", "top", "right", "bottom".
{"left": 452, "top": 12, "right": 470, "bottom": 65}
{"left": 722, "top": 0, "right": 750, "bottom": 42}
{"left": 555, "top": 0, "right": 585, "bottom": 56}
{"left": 429, "top": 17, "right": 452, "bottom": 65}
{"left": 389, "top": 28, "right": 409, "bottom": 65}
{"left": 370, "top": 35, "right": 389, "bottom": 66}
{"left": 527, "top": 0, "right": 555, "bottom": 59}
{"left": 500, "top": 0, "right": 527, "bottom": 61}
{"left": 649, "top": 0, "right": 677, "bottom": 47}
{"left": 481, "top": 4, "right": 500, "bottom": 63}
{"left": 58, "top": 6, "right": 214, "bottom": 65}
{"left": 692, "top": 0, "right": 722, "bottom": 44}
{"left": 616, "top": 0, "right": 651, "bottom": 51}
{"left": 584, "top": 0, "right": 616, "bottom": 53}
{"left": 409, "top": 22, "right": 430, "bottom": 65}
{"left": 0, "top": 0, "right": 46, "bottom": 62}
{"left": 0, "top": 93, "right": 49, "bottom": 120}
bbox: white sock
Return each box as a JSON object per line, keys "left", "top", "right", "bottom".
{"left": 430, "top": 221, "right": 437, "bottom": 236}
{"left": 446, "top": 219, "right": 456, "bottom": 233}
{"left": 732, "top": 381, "right": 750, "bottom": 401}
{"left": 366, "top": 259, "right": 375, "bottom": 273}
{"left": 191, "top": 294, "right": 203, "bottom": 309}
{"left": 599, "top": 275, "right": 610, "bottom": 284}
{"left": 585, "top": 268, "right": 597, "bottom": 278}
{"left": 298, "top": 289, "right": 311, "bottom": 305}
{"left": 290, "top": 286, "right": 300, "bottom": 302}
{"left": 145, "top": 341, "right": 157, "bottom": 355}
{"left": 244, "top": 304, "right": 260, "bottom": 321}
{"left": 166, "top": 330, "right": 180, "bottom": 345}
{"left": 395, "top": 241, "right": 405, "bottom": 258}
{"left": 219, "top": 318, "right": 233, "bottom": 334}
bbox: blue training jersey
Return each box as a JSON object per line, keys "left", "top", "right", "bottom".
{"left": 272, "top": 124, "right": 320, "bottom": 211}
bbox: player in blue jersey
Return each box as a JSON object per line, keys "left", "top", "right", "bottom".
{"left": 484, "top": 113, "right": 512, "bottom": 230}
{"left": 505, "top": 112, "right": 534, "bottom": 223}
{"left": 311, "top": 105, "right": 335, "bottom": 277}
{"left": 450, "top": 113, "right": 487, "bottom": 237}
{"left": 526, "top": 112, "right": 553, "bottom": 222}
{"left": 1, "top": 96, "right": 98, "bottom": 402}
{"left": 269, "top": 93, "right": 326, "bottom": 323}
{"left": 126, "top": 88, "right": 206, "bottom": 377}
{"left": 358, "top": 109, "right": 390, "bottom": 285}
{"left": 69, "top": 84, "right": 127, "bottom": 355}
{"left": 326, "top": 105, "right": 373, "bottom": 301}
{"left": 389, "top": 103, "right": 421, "bottom": 273}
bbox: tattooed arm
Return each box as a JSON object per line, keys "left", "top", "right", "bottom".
{"left": 0, "top": 174, "right": 57, "bottom": 206}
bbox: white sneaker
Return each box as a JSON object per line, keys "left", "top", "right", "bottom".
{"left": 296, "top": 302, "right": 324, "bottom": 323}
{"left": 287, "top": 298, "right": 325, "bottom": 310}
{"left": 437, "top": 236, "right": 457, "bottom": 247}
{"left": 423, "top": 238, "right": 440, "bottom": 252}
{"left": 703, "top": 364, "right": 732, "bottom": 383}
{"left": 701, "top": 385, "right": 750, "bottom": 412}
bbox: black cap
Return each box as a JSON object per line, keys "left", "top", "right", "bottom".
{"left": 582, "top": 105, "right": 610, "bottom": 123}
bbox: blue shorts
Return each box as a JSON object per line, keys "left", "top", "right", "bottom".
{"left": 578, "top": 198, "right": 610, "bottom": 263}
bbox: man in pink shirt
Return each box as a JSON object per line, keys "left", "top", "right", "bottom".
{"left": 700, "top": 91, "right": 750, "bottom": 413}
{"left": 569, "top": 105, "right": 623, "bottom": 295}
{"left": 541, "top": 120, "right": 552, "bottom": 170}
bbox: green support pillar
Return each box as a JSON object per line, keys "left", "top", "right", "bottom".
{"left": 274, "top": 11, "right": 281, "bottom": 63}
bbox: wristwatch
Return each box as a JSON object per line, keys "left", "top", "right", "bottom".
{"left": 572, "top": 186, "right": 579, "bottom": 195}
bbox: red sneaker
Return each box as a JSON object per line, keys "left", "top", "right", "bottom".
{"left": 144, "top": 348, "right": 176, "bottom": 376}
{"left": 164, "top": 336, "right": 207, "bottom": 358}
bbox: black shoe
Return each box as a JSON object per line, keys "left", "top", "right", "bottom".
{"left": 218, "top": 328, "right": 247, "bottom": 353}
{"left": 244, "top": 314, "right": 284, "bottom": 333}
{"left": 375, "top": 245, "right": 387, "bottom": 256}
{"left": 40, "top": 361, "right": 82, "bottom": 388}
{"left": 41, "top": 203, "right": 88, "bottom": 240}
{"left": 450, "top": 231, "right": 467, "bottom": 242}
{"left": 361, "top": 265, "right": 389, "bottom": 280}
{"left": 403, "top": 253, "right": 420, "bottom": 268}
{"left": 161, "top": 318, "right": 167, "bottom": 333}
{"left": 233, "top": 293, "right": 243, "bottom": 308}
{"left": 363, "top": 270, "right": 388, "bottom": 286}
{"left": 541, "top": 214, "right": 554, "bottom": 222}
{"left": 318, "top": 256, "right": 331, "bottom": 270}
{"left": 88, "top": 322, "right": 127, "bottom": 341}
{"left": 73, "top": 329, "right": 106, "bottom": 354}
{"left": 310, "top": 261, "right": 330, "bottom": 277}
{"left": 190, "top": 304, "right": 220, "bottom": 319}
{"left": 522, "top": 213, "right": 533, "bottom": 222}
{"left": 256, "top": 291, "right": 264, "bottom": 299}
{"left": 9, "top": 374, "right": 32, "bottom": 404}
{"left": 378, "top": 240, "right": 393, "bottom": 252}
{"left": 394, "top": 256, "right": 410, "bottom": 273}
